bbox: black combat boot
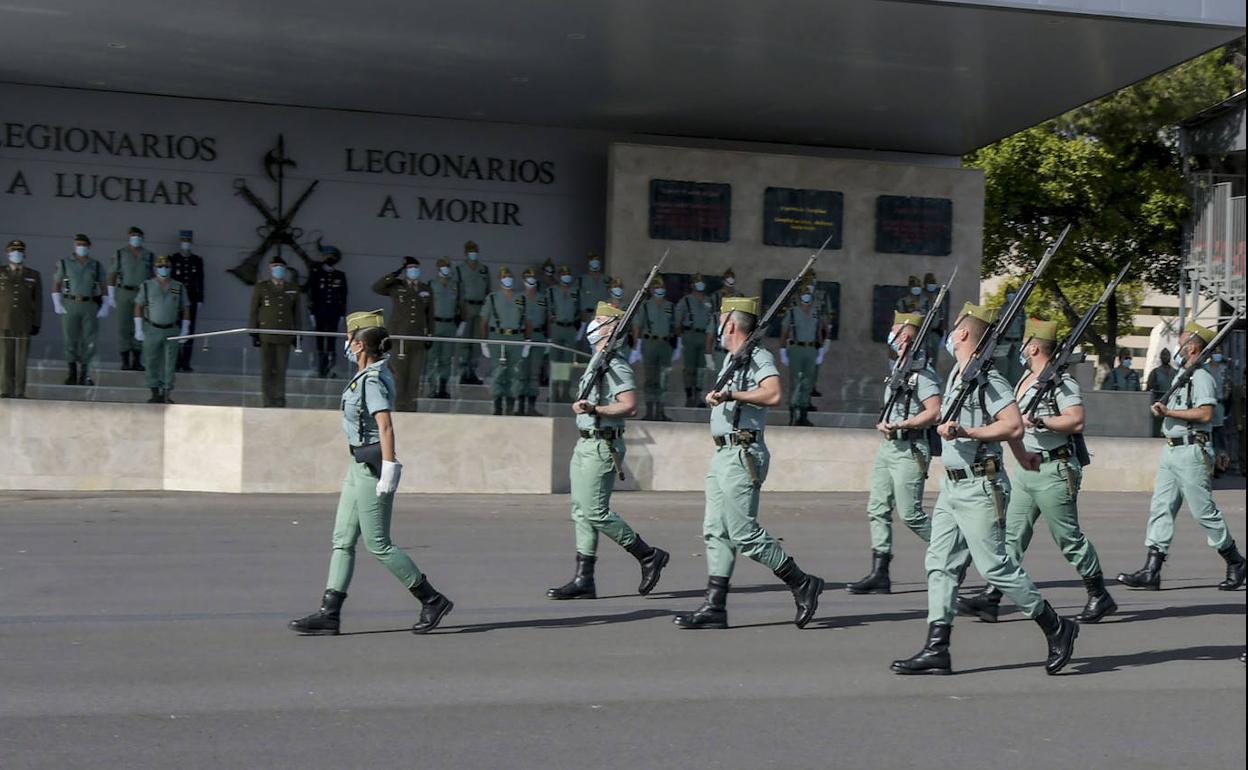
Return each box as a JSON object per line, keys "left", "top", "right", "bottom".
{"left": 1034, "top": 600, "right": 1079, "bottom": 674}
{"left": 410, "top": 578, "right": 454, "bottom": 634}
{"left": 505, "top": 396, "right": 516, "bottom": 415}
{"left": 493, "top": 397, "right": 503, "bottom": 416}
{"left": 774, "top": 557, "right": 824, "bottom": 628}
{"left": 1117, "top": 547, "right": 1165, "bottom": 590}
{"left": 162, "top": 390, "right": 174, "bottom": 404}
{"left": 147, "top": 387, "right": 163, "bottom": 404}
{"left": 846, "top": 551, "right": 892, "bottom": 595}
{"left": 546, "top": 553, "right": 597, "bottom": 600}
{"left": 527, "top": 397, "right": 542, "bottom": 416}
{"left": 1075, "top": 572, "right": 1117, "bottom": 623}
{"left": 133, "top": 353, "right": 145, "bottom": 372}
{"left": 434, "top": 379, "right": 450, "bottom": 399}
{"left": 795, "top": 408, "right": 813, "bottom": 427}
{"left": 515, "top": 397, "right": 528, "bottom": 416}
{"left": 957, "top": 585, "right": 1002, "bottom": 622}
{"left": 78, "top": 368, "right": 93, "bottom": 386}
{"left": 119, "top": 351, "right": 130, "bottom": 371}
{"left": 624, "top": 537, "right": 670, "bottom": 595}
{"left": 64, "top": 363, "right": 77, "bottom": 385}
{"left": 656, "top": 405, "right": 672, "bottom": 422}
{"left": 644, "top": 402, "right": 655, "bottom": 421}
{"left": 288, "top": 589, "right": 346, "bottom": 635}
{"left": 462, "top": 370, "right": 483, "bottom": 386}
{"left": 891, "top": 623, "right": 952, "bottom": 675}
{"left": 787, "top": 407, "right": 796, "bottom": 426}
{"left": 674, "top": 576, "right": 729, "bottom": 629}
{"left": 685, "top": 388, "right": 695, "bottom": 408}
{"left": 1218, "top": 541, "right": 1246, "bottom": 590}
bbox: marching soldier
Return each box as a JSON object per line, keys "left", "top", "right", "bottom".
{"left": 546, "top": 265, "right": 581, "bottom": 402}
{"left": 891, "top": 302, "right": 1078, "bottom": 676}
{"left": 455, "top": 240, "right": 489, "bottom": 385}
{"left": 630, "top": 276, "right": 675, "bottom": 421}
{"left": 52, "top": 234, "right": 108, "bottom": 386}
{"left": 957, "top": 318, "right": 1116, "bottom": 623}
{"left": 1145, "top": 348, "right": 1176, "bottom": 438}
{"left": 778, "top": 281, "right": 824, "bottom": 426}
{"left": 674, "top": 296, "right": 825, "bottom": 630}
{"left": 372, "top": 257, "right": 432, "bottom": 411}
{"left": 1100, "top": 349, "right": 1140, "bottom": 391}
{"left": 707, "top": 268, "right": 741, "bottom": 373}
{"left": 307, "top": 244, "right": 348, "bottom": 378}
{"left": 0, "top": 239, "right": 41, "bottom": 398}
{"left": 133, "top": 255, "right": 190, "bottom": 403}
{"left": 479, "top": 266, "right": 532, "bottom": 415}
{"left": 1118, "top": 321, "right": 1245, "bottom": 591}
{"left": 994, "top": 285, "right": 1026, "bottom": 384}
{"left": 578, "top": 250, "right": 609, "bottom": 323}
{"left": 249, "top": 256, "right": 303, "bottom": 408}
{"left": 518, "top": 266, "right": 549, "bottom": 416}
{"left": 845, "top": 311, "right": 939, "bottom": 595}
{"left": 674, "top": 274, "right": 714, "bottom": 407}
{"left": 108, "top": 226, "right": 154, "bottom": 371}
{"left": 428, "top": 257, "right": 460, "bottom": 399}
{"left": 169, "top": 230, "right": 205, "bottom": 373}
{"left": 547, "top": 301, "right": 671, "bottom": 599}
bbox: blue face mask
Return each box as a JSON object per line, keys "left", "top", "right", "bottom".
{"left": 156, "top": 266, "right": 171, "bottom": 278}
{"left": 654, "top": 288, "right": 666, "bottom": 298}
{"left": 1018, "top": 350, "right": 1029, "bottom": 368}
{"left": 589, "top": 259, "right": 601, "bottom": 271}
{"left": 271, "top": 266, "right": 286, "bottom": 280}
{"left": 467, "top": 252, "right": 479, "bottom": 261}
{"left": 694, "top": 282, "right": 706, "bottom": 292}
{"left": 611, "top": 287, "right": 624, "bottom": 298}
{"left": 8, "top": 251, "right": 24, "bottom": 264}
{"left": 800, "top": 294, "right": 813, "bottom": 304}
{"left": 405, "top": 267, "right": 420, "bottom": 280}
{"left": 524, "top": 277, "right": 538, "bottom": 288}
{"left": 344, "top": 338, "right": 358, "bottom": 365}
{"left": 501, "top": 277, "right": 514, "bottom": 289}
{"left": 944, "top": 333, "right": 957, "bottom": 357}
{"left": 439, "top": 266, "right": 451, "bottom": 277}
{"left": 560, "top": 274, "right": 573, "bottom": 285}
{"left": 129, "top": 235, "right": 143, "bottom": 248}
{"left": 886, "top": 329, "right": 902, "bottom": 354}
{"left": 1212, "top": 353, "right": 1224, "bottom": 363}
{"left": 910, "top": 286, "right": 921, "bottom": 296}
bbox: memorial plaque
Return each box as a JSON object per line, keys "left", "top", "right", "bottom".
{"left": 763, "top": 187, "right": 843, "bottom": 249}
{"left": 872, "top": 285, "right": 912, "bottom": 342}
{"left": 875, "top": 195, "right": 953, "bottom": 256}
{"left": 760, "top": 278, "right": 840, "bottom": 340}
{"left": 649, "top": 179, "right": 731, "bottom": 242}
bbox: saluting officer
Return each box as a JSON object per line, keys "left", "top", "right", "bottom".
{"left": 675, "top": 274, "right": 714, "bottom": 407}
{"left": 630, "top": 276, "right": 675, "bottom": 422}
{"left": 249, "top": 256, "right": 303, "bottom": 408}
{"left": 578, "top": 250, "right": 609, "bottom": 323}
{"left": 479, "top": 266, "right": 532, "bottom": 416}
{"left": 546, "top": 265, "right": 581, "bottom": 402}
{"left": 957, "top": 318, "right": 1116, "bottom": 624}
{"left": 169, "top": 230, "right": 205, "bottom": 373}
{"left": 52, "top": 234, "right": 108, "bottom": 386}
{"left": 1118, "top": 321, "right": 1245, "bottom": 591}
{"left": 0, "top": 239, "right": 41, "bottom": 398}
{"left": 518, "top": 266, "right": 549, "bottom": 416}
{"left": 778, "top": 281, "right": 824, "bottom": 426}
{"left": 674, "top": 296, "right": 825, "bottom": 630}
{"left": 372, "top": 257, "right": 432, "bottom": 412}
{"left": 306, "top": 244, "right": 348, "bottom": 378}
{"left": 109, "top": 226, "right": 154, "bottom": 371}
{"left": 846, "top": 311, "right": 939, "bottom": 595}
{"left": 455, "top": 240, "right": 490, "bottom": 385}
{"left": 427, "top": 257, "right": 460, "bottom": 399}
{"left": 133, "top": 255, "right": 191, "bottom": 403}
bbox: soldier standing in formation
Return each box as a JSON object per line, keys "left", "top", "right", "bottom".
{"left": 540, "top": 258, "right": 558, "bottom": 291}
{"left": 249, "top": 256, "right": 303, "bottom": 408}
{"left": 455, "top": 241, "right": 489, "bottom": 385}
{"left": 546, "top": 265, "right": 581, "bottom": 402}
{"left": 518, "top": 266, "right": 549, "bottom": 416}
{"left": 169, "top": 230, "right": 205, "bottom": 373}
{"left": 1118, "top": 321, "right": 1245, "bottom": 591}
{"left": 607, "top": 276, "right": 626, "bottom": 309}
{"left": 846, "top": 311, "right": 940, "bottom": 595}
{"left": 578, "top": 251, "right": 609, "bottom": 325}
{"left": 479, "top": 266, "right": 532, "bottom": 415}
{"left": 631, "top": 276, "right": 675, "bottom": 421}
{"left": 1101, "top": 349, "right": 1140, "bottom": 391}
{"left": 109, "top": 226, "right": 154, "bottom": 372}
{"left": 707, "top": 268, "right": 741, "bottom": 373}
{"left": 0, "top": 239, "right": 41, "bottom": 398}
{"left": 675, "top": 296, "right": 825, "bottom": 629}
{"left": 1146, "top": 348, "right": 1176, "bottom": 437}
{"left": 372, "top": 257, "right": 432, "bottom": 412}
{"left": 895, "top": 275, "right": 927, "bottom": 316}
{"left": 547, "top": 301, "right": 671, "bottom": 600}
{"left": 133, "top": 254, "right": 191, "bottom": 403}
{"left": 307, "top": 244, "right": 348, "bottom": 378}
{"left": 428, "top": 257, "right": 460, "bottom": 399}
{"left": 675, "top": 274, "right": 714, "bottom": 407}
{"left": 52, "top": 234, "right": 108, "bottom": 386}
{"left": 778, "top": 280, "right": 824, "bottom": 426}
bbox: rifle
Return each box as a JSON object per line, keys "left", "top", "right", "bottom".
{"left": 1158, "top": 310, "right": 1244, "bottom": 406}
{"left": 576, "top": 249, "right": 669, "bottom": 403}
{"left": 711, "top": 233, "right": 835, "bottom": 395}
{"left": 878, "top": 265, "right": 958, "bottom": 424}
{"left": 940, "top": 223, "right": 1070, "bottom": 425}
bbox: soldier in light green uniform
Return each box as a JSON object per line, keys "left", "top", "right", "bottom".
{"left": 133, "top": 254, "right": 190, "bottom": 403}
{"left": 892, "top": 302, "right": 1078, "bottom": 676}
{"left": 479, "top": 266, "right": 532, "bottom": 415}
{"left": 372, "top": 257, "right": 433, "bottom": 412}
{"left": 1, "top": 239, "right": 42, "bottom": 399}
{"left": 248, "top": 256, "right": 303, "bottom": 408}
{"left": 707, "top": 268, "right": 741, "bottom": 374}
{"left": 1118, "top": 321, "right": 1245, "bottom": 591}
{"left": 518, "top": 266, "right": 549, "bottom": 416}
{"left": 578, "top": 250, "right": 609, "bottom": 324}
{"left": 108, "top": 226, "right": 154, "bottom": 372}
{"left": 455, "top": 240, "right": 490, "bottom": 385}
{"left": 52, "top": 233, "right": 108, "bottom": 386}
{"left": 674, "top": 297, "right": 825, "bottom": 630}
{"left": 1100, "top": 349, "right": 1141, "bottom": 391}
{"left": 630, "top": 276, "right": 675, "bottom": 421}
{"left": 546, "top": 301, "right": 671, "bottom": 600}
{"left": 674, "top": 274, "right": 714, "bottom": 407}
{"left": 957, "top": 318, "right": 1116, "bottom": 624}
{"left": 546, "top": 265, "right": 582, "bottom": 402}
{"left": 289, "top": 310, "right": 454, "bottom": 636}
{"left": 846, "top": 311, "right": 940, "bottom": 595}
{"left": 428, "top": 257, "right": 459, "bottom": 399}
{"left": 778, "top": 282, "right": 824, "bottom": 426}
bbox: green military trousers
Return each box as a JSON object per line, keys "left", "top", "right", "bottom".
{"left": 925, "top": 474, "right": 1044, "bottom": 625}
{"left": 569, "top": 437, "right": 638, "bottom": 556}
{"left": 489, "top": 336, "right": 524, "bottom": 399}
{"left": 641, "top": 339, "right": 670, "bottom": 405}
{"left": 788, "top": 345, "right": 817, "bottom": 409}
{"left": 0, "top": 335, "right": 30, "bottom": 397}
{"left": 459, "top": 300, "right": 484, "bottom": 375}
{"left": 548, "top": 325, "right": 579, "bottom": 400}
{"left": 392, "top": 340, "right": 426, "bottom": 411}
{"left": 142, "top": 324, "right": 179, "bottom": 391}
{"left": 518, "top": 333, "right": 546, "bottom": 399}
{"left": 865, "top": 439, "right": 931, "bottom": 553}
{"left": 703, "top": 443, "right": 790, "bottom": 578}
{"left": 326, "top": 460, "right": 424, "bottom": 593}
{"left": 1146, "top": 444, "right": 1232, "bottom": 554}
{"left": 680, "top": 330, "right": 708, "bottom": 390}
{"left": 428, "top": 320, "right": 458, "bottom": 386}
{"left": 62, "top": 298, "right": 98, "bottom": 370}
{"left": 116, "top": 287, "right": 141, "bottom": 354}
{"left": 1005, "top": 460, "right": 1100, "bottom": 576}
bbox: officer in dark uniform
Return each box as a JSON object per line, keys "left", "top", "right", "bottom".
{"left": 170, "top": 229, "right": 205, "bottom": 373}
{"left": 249, "top": 256, "right": 303, "bottom": 407}
{"left": 372, "top": 257, "right": 433, "bottom": 411}
{"left": 1, "top": 239, "right": 42, "bottom": 398}
{"left": 307, "top": 244, "right": 349, "bottom": 377}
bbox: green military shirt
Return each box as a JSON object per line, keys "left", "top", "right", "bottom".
{"left": 374, "top": 278, "right": 432, "bottom": 336}
{"left": 636, "top": 297, "right": 673, "bottom": 338}
{"left": 249, "top": 279, "right": 303, "bottom": 343}
{"left": 1017, "top": 373, "right": 1082, "bottom": 453}
{"left": 524, "top": 288, "right": 549, "bottom": 340}
{"left": 1104, "top": 366, "right": 1141, "bottom": 391}
{"left": 941, "top": 367, "right": 1014, "bottom": 470}
{"left": 579, "top": 273, "right": 609, "bottom": 316}
{"left": 1146, "top": 364, "right": 1175, "bottom": 399}
{"left": 456, "top": 261, "right": 490, "bottom": 303}
{"left": 576, "top": 350, "right": 635, "bottom": 431}
{"left": 711, "top": 346, "right": 780, "bottom": 437}
{"left": 547, "top": 285, "right": 581, "bottom": 325}
{"left": 675, "top": 293, "right": 714, "bottom": 334}
{"left": 54, "top": 256, "right": 104, "bottom": 298}
{"left": 1162, "top": 366, "right": 1217, "bottom": 438}
{"left": 480, "top": 289, "right": 526, "bottom": 332}
{"left": 783, "top": 305, "right": 821, "bottom": 344}
{"left": 883, "top": 364, "right": 941, "bottom": 424}
{"left": 430, "top": 277, "right": 459, "bottom": 321}
{"left": 341, "top": 358, "right": 395, "bottom": 446}
{"left": 0, "top": 265, "right": 42, "bottom": 334}
{"left": 110, "top": 247, "right": 154, "bottom": 289}
{"left": 895, "top": 292, "right": 927, "bottom": 315}
{"left": 136, "top": 278, "right": 189, "bottom": 326}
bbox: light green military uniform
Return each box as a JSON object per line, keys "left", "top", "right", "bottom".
{"left": 55, "top": 255, "right": 105, "bottom": 373}
{"left": 519, "top": 286, "right": 549, "bottom": 399}
{"left": 110, "top": 246, "right": 154, "bottom": 356}
{"left": 0, "top": 262, "right": 42, "bottom": 398}
{"left": 675, "top": 291, "right": 714, "bottom": 392}
{"left": 480, "top": 288, "right": 527, "bottom": 399}
{"left": 547, "top": 282, "right": 582, "bottom": 367}
{"left": 1103, "top": 366, "right": 1141, "bottom": 392}
{"left": 569, "top": 349, "right": 640, "bottom": 555}
{"left": 704, "top": 346, "right": 790, "bottom": 577}
{"left": 635, "top": 297, "right": 673, "bottom": 408}
{"left": 136, "top": 277, "right": 189, "bottom": 393}
{"left": 428, "top": 275, "right": 460, "bottom": 388}
{"left": 456, "top": 259, "right": 490, "bottom": 376}
{"left": 925, "top": 367, "right": 1045, "bottom": 624}
{"left": 782, "top": 302, "right": 821, "bottom": 409}
{"left": 327, "top": 357, "right": 424, "bottom": 593}
{"left": 579, "top": 272, "right": 609, "bottom": 320}
{"left": 867, "top": 365, "right": 940, "bottom": 552}
{"left": 1006, "top": 374, "right": 1100, "bottom": 576}
{"left": 1145, "top": 366, "right": 1232, "bottom": 553}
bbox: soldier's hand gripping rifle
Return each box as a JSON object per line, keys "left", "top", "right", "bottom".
{"left": 1158, "top": 309, "right": 1244, "bottom": 406}
{"left": 940, "top": 223, "right": 1070, "bottom": 425}
{"left": 878, "top": 265, "right": 959, "bottom": 424}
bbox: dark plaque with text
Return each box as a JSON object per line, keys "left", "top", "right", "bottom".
{"left": 649, "top": 179, "right": 731, "bottom": 242}
{"left": 875, "top": 195, "right": 953, "bottom": 256}
{"left": 763, "top": 187, "right": 843, "bottom": 249}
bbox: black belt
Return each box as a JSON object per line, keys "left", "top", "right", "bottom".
{"left": 491, "top": 328, "right": 520, "bottom": 336}
{"left": 66, "top": 294, "right": 96, "bottom": 302}
{"left": 579, "top": 428, "right": 624, "bottom": 440}
{"left": 147, "top": 321, "right": 175, "bottom": 329}
{"left": 791, "top": 341, "right": 817, "bottom": 347}
{"left": 713, "top": 430, "right": 759, "bottom": 447}
{"left": 946, "top": 457, "right": 1001, "bottom": 481}
{"left": 885, "top": 429, "right": 924, "bottom": 442}
{"left": 554, "top": 320, "right": 579, "bottom": 327}
{"left": 643, "top": 333, "right": 668, "bottom": 340}
{"left": 1037, "top": 445, "right": 1074, "bottom": 463}
{"left": 434, "top": 316, "right": 456, "bottom": 323}
{"left": 1167, "top": 433, "right": 1209, "bottom": 447}
{"left": 121, "top": 284, "right": 139, "bottom": 291}
{"left": 466, "top": 299, "right": 484, "bottom": 306}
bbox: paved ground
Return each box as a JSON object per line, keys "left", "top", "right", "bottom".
{"left": 1, "top": 488, "right": 1244, "bottom": 769}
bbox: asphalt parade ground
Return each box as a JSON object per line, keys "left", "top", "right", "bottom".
{"left": 1, "top": 487, "right": 1244, "bottom": 769}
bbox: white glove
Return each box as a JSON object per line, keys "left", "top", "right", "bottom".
{"left": 133, "top": 317, "right": 145, "bottom": 342}
{"left": 52, "top": 292, "right": 67, "bottom": 315}
{"left": 628, "top": 340, "right": 642, "bottom": 365}
{"left": 672, "top": 337, "right": 683, "bottom": 363}
{"left": 575, "top": 322, "right": 587, "bottom": 342}
{"left": 456, "top": 321, "right": 467, "bottom": 336}
{"left": 480, "top": 342, "right": 491, "bottom": 359}
{"left": 96, "top": 302, "right": 111, "bottom": 319}
{"left": 376, "top": 460, "right": 403, "bottom": 496}
{"left": 522, "top": 342, "right": 531, "bottom": 359}
{"left": 180, "top": 319, "right": 191, "bottom": 336}
{"left": 780, "top": 348, "right": 790, "bottom": 367}
{"left": 106, "top": 285, "right": 117, "bottom": 308}
{"left": 815, "top": 346, "right": 828, "bottom": 366}
{"left": 704, "top": 353, "right": 715, "bottom": 369}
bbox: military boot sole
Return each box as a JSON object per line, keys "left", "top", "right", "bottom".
{"left": 412, "top": 598, "right": 454, "bottom": 635}
{"left": 545, "top": 589, "right": 598, "bottom": 600}
{"left": 956, "top": 597, "right": 1000, "bottom": 623}
{"left": 287, "top": 620, "right": 340, "bottom": 636}
{"left": 890, "top": 662, "right": 952, "bottom": 676}
{"left": 673, "top": 613, "right": 728, "bottom": 630}
{"left": 845, "top": 580, "right": 891, "bottom": 595}
{"left": 1116, "top": 574, "right": 1160, "bottom": 590}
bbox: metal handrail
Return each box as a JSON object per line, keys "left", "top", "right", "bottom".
{"left": 169, "top": 327, "right": 592, "bottom": 359}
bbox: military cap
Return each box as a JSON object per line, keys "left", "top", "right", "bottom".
{"left": 723, "top": 267, "right": 736, "bottom": 278}
{"left": 924, "top": 272, "right": 938, "bottom": 286}
{"left": 587, "top": 249, "right": 600, "bottom": 258}
{"left": 402, "top": 256, "right": 419, "bottom": 266}
{"left": 907, "top": 275, "right": 921, "bottom": 288}
{"left": 609, "top": 276, "right": 624, "bottom": 289}
{"left": 346, "top": 309, "right": 385, "bottom": 333}
{"left": 498, "top": 266, "right": 513, "bottom": 278}
{"left": 1117, "top": 347, "right": 1131, "bottom": 358}
{"left": 154, "top": 254, "right": 171, "bottom": 267}
{"left": 894, "top": 311, "right": 922, "bottom": 329}
{"left": 722, "top": 296, "right": 760, "bottom": 316}
{"left": 594, "top": 301, "right": 624, "bottom": 318}
{"left": 558, "top": 265, "right": 573, "bottom": 276}
{"left": 955, "top": 301, "right": 996, "bottom": 325}
{"left": 270, "top": 255, "right": 287, "bottom": 266}
{"left": 178, "top": 230, "right": 194, "bottom": 241}
{"left": 649, "top": 275, "right": 665, "bottom": 289}
{"left": 128, "top": 226, "right": 144, "bottom": 236}
{"left": 436, "top": 257, "right": 450, "bottom": 268}
{"left": 320, "top": 244, "right": 342, "bottom": 257}
{"left": 74, "top": 233, "right": 91, "bottom": 244}
{"left": 1183, "top": 320, "right": 1215, "bottom": 345}
{"left": 464, "top": 240, "right": 479, "bottom": 252}
{"left": 1024, "top": 318, "right": 1057, "bottom": 342}
{"left": 523, "top": 266, "right": 537, "bottom": 278}
{"left": 7, "top": 239, "right": 25, "bottom": 251}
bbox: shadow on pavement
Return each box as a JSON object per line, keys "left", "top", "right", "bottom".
{"left": 444, "top": 608, "right": 674, "bottom": 634}
{"left": 645, "top": 583, "right": 796, "bottom": 600}
{"left": 1070, "top": 644, "right": 1244, "bottom": 674}
{"left": 1107, "top": 602, "right": 1247, "bottom": 624}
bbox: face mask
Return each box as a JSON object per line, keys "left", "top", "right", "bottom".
{"left": 501, "top": 277, "right": 514, "bottom": 289}
{"left": 8, "top": 251, "right": 23, "bottom": 264}
{"left": 544, "top": 267, "right": 554, "bottom": 276}
{"left": 1172, "top": 347, "right": 1184, "bottom": 366}
{"left": 467, "top": 252, "right": 478, "bottom": 261}
{"left": 611, "top": 287, "right": 624, "bottom": 298}
{"left": 1212, "top": 353, "right": 1224, "bottom": 363}
{"left": 323, "top": 263, "right": 335, "bottom": 272}
{"left": 129, "top": 235, "right": 143, "bottom": 248}
{"left": 271, "top": 266, "right": 286, "bottom": 280}
{"left": 344, "top": 338, "right": 359, "bottom": 365}
{"left": 1018, "top": 350, "right": 1029, "bottom": 368}
{"left": 944, "top": 333, "right": 956, "bottom": 357}
{"left": 724, "top": 277, "right": 735, "bottom": 287}
{"left": 1121, "top": 358, "right": 1133, "bottom": 369}
{"left": 180, "top": 242, "right": 192, "bottom": 254}
{"left": 926, "top": 284, "right": 937, "bottom": 292}
{"left": 156, "top": 266, "right": 171, "bottom": 278}
{"left": 75, "top": 245, "right": 90, "bottom": 257}
{"left": 653, "top": 288, "right": 666, "bottom": 298}
{"left": 694, "top": 282, "right": 706, "bottom": 292}
{"left": 560, "top": 274, "right": 573, "bottom": 285}
{"left": 589, "top": 259, "right": 601, "bottom": 271}
{"left": 800, "top": 293, "right": 813, "bottom": 304}
{"left": 586, "top": 318, "right": 616, "bottom": 346}
{"left": 524, "top": 277, "right": 538, "bottom": 288}
{"left": 439, "top": 266, "right": 451, "bottom": 277}
{"left": 405, "top": 267, "right": 421, "bottom": 280}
